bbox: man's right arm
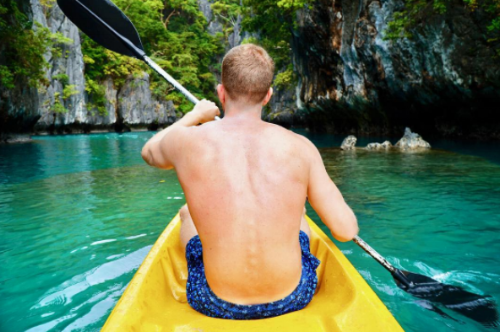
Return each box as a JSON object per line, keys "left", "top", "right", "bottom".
{"left": 301, "top": 137, "right": 359, "bottom": 242}
{"left": 141, "top": 100, "right": 220, "bottom": 170}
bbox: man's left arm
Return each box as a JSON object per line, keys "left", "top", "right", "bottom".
{"left": 141, "top": 99, "right": 220, "bottom": 170}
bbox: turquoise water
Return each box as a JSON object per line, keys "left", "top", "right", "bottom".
{"left": 0, "top": 132, "right": 499, "bottom": 331}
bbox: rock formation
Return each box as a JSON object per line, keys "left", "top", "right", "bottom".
{"left": 395, "top": 128, "right": 431, "bottom": 150}
{"left": 341, "top": 135, "right": 357, "bottom": 150}
{"left": 117, "top": 73, "right": 176, "bottom": 131}
{"left": 1, "top": 0, "right": 177, "bottom": 136}
{"left": 3, "top": 0, "right": 499, "bottom": 138}
{"left": 291, "top": 0, "right": 500, "bottom": 138}
{"left": 366, "top": 141, "right": 392, "bottom": 150}
{"left": 31, "top": 0, "right": 86, "bottom": 132}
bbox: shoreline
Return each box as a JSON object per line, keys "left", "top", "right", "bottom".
{"left": 3, "top": 125, "right": 500, "bottom": 144}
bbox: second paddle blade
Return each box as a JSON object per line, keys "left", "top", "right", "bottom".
{"left": 395, "top": 270, "right": 499, "bottom": 328}
{"left": 57, "top": 0, "right": 144, "bottom": 58}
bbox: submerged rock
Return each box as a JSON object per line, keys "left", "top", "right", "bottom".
{"left": 341, "top": 135, "right": 357, "bottom": 150}
{"left": 395, "top": 128, "right": 431, "bottom": 150}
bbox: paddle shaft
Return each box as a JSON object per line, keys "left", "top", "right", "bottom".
{"left": 353, "top": 236, "right": 395, "bottom": 273}
{"left": 143, "top": 56, "right": 199, "bottom": 104}
{"left": 75, "top": 0, "right": 204, "bottom": 106}
{"left": 353, "top": 236, "right": 413, "bottom": 288}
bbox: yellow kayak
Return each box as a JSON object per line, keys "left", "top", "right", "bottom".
{"left": 102, "top": 214, "right": 404, "bottom": 331}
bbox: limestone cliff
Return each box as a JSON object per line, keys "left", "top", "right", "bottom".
{"left": 2, "top": 0, "right": 499, "bottom": 138}
{"left": 292, "top": 0, "right": 500, "bottom": 138}
{"left": 1, "top": 0, "right": 177, "bottom": 137}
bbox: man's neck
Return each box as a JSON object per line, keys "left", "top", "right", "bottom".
{"left": 223, "top": 100, "right": 263, "bottom": 122}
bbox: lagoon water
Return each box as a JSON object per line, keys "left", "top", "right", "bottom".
{"left": 1, "top": 131, "right": 499, "bottom": 331}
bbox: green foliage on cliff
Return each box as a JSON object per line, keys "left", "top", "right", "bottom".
{"left": 237, "top": 0, "right": 309, "bottom": 90}
{"left": 241, "top": 0, "right": 309, "bottom": 70}
{"left": 385, "top": 0, "right": 500, "bottom": 49}
{"left": 0, "top": 0, "right": 71, "bottom": 89}
{"left": 81, "top": 0, "right": 222, "bottom": 114}
{"left": 211, "top": 0, "right": 242, "bottom": 38}
{"left": 274, "top": 66, "right": 296, "bottom": 89}
{"left": 85, "top": 78, "right": 108, "bottom": 116}
{"left": 49, "top": 75, "right": 79, "bottom": 113}
{"left": 1, "top": 0, "right": 306, "bottom": 114}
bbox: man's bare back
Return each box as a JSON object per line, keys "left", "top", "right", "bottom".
{"left": 141, "top": 44, "right": 358, "bottom": 315}
{"left": 175, "top": 118, "right": 312, "bottom": 304}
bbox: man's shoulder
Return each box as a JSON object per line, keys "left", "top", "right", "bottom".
{"left": 265, "top": 124, "right": 314, "bottom": 147}
{"left": 261, "top": 124, "right": 317, "bottom": 159}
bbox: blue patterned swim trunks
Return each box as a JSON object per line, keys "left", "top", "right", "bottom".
{"left": 185, "top": 231, "right": 321, "bottom": 320}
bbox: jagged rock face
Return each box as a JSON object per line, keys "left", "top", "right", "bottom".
{"left": 366, "top": 140, "right": 392, "bottom": 150}
{"left": 32, "top": 0, "right": 86, "bottom": 132}
{"left": 117, "top": 73, "right": 176, "bottom": 131}
{"left": 2, "top": 1, "right": 177, "bottom": 135}
{"left": 395, "top": 127, "right": 431, "bottom": 149}
{"left": 293, "top": 0, "right": 500, "bottom": 137}
{"left": 0, "top": 80, "right": 40, "bottom": 135}
{"left": 198, "top": 0, "right": 242, "bottom": 49}
{"left": 265, "top": 87, "right": 298, "bottom": 128}
{"left": 0, "top": 0, "right": 40, "bottom": 136}
{"left": 341, "top": 135, "right": 357, "bottom": 150}
{"left": 85, "top": 77, "right": 118, "bottom": 128}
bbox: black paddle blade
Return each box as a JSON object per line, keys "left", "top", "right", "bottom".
{"left": 57, "top": 0, "right": 145, "bottom": 59}
{"left": 394, "top": 269, "right": 499, "bottom": 328}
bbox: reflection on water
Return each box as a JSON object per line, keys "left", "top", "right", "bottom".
{"left": 0, "top": 132, "right": 499, "bottom": 332}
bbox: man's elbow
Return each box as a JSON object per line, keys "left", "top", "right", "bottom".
{"left": 333, "top": 224, "right": 359, "bottom": 242}
{"left": 141, "top": 146, "right": 153, "bottom": 166}
{"left": 333, "top": 214, "right": 359, "bottom": 242}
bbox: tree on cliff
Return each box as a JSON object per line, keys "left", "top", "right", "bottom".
{"left": 82, "top": 0, "right": 222, "bottom": 114}
{"left": 0, "top": 0, "right": 71, "bottom": 89}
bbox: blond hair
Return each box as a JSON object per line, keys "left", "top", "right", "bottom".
{"left": 221, "top": 44, "right": 275, "bottom": 103}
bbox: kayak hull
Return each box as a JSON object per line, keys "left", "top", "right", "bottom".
{"left": 102, "top": 214, "right": 404, "bottom": 331}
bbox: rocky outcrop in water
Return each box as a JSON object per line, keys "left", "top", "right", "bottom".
{"left": 366, "top": 141, "right": 392, "bottom": 150}
{"left": 292, "top": 0, "right": 500, "bottom": 138}
{"left": 395, "top": 127, "right": 431, "bottom": 150}
{"left": 341, "top": 135, "right": 357, "bottom": 150}
{"left": 364, "top": 128, "right": 429, "bottom": 150}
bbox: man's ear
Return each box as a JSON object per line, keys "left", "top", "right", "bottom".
{"left": 217, "top": 84, "right": 226, "bottom": 109}
{"left": 262, "top": 87, "right": 273, "bottom": 106}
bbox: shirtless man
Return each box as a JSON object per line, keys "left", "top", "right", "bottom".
{"left": 141, "top": 44, "right": 358, "bottom": 319}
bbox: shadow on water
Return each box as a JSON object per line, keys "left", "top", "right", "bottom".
{"left": 395, "top": 270, "right": 499, "bottom": 328}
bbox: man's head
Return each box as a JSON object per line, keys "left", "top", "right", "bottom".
{"left": 218, "top": 44, "right": 275, "bottom": 106}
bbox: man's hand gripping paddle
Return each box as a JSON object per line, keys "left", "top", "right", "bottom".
{"left": 57, "top": 0, "right": 497, "bottom": 326}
